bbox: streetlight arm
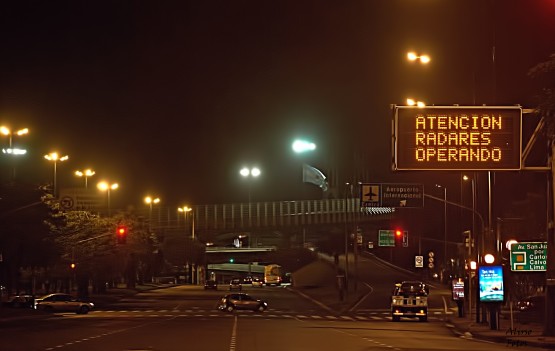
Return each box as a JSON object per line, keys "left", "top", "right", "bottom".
{"left": 424, "top": 193, "right": 485, "bottom": 232}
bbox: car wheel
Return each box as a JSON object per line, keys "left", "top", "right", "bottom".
{"left": 257, "top": 305, "right": 266, "bottom": 312}
{"left": 391, "top": 315, "right": 400, "bottom": 322}
{"left": 78, "top": 306, "right": 90, "bottom": 314}
{"left": 226, "top": 305, "right": 234, "bottom": 312}
{"left": 419, "top": 316, "right": 427, "bottom": 322}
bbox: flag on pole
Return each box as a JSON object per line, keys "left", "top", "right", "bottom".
{"left": 302, "top": 164, "right": 328, "bottom": 191}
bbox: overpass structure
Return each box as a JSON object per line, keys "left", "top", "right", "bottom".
{"left": 149, "top": 198, "right": 395, "bottom": 233}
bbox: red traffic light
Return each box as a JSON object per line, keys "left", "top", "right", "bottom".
{"left": 395, "top": 230, "right": 402, "bottom": 237}
{"left": 116, "top": 225, "right": 128, "bottom": 244}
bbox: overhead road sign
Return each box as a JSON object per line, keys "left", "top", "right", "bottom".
{"left": 378, "top": 230, "right": 395, "bottom": 247}
{"left": 361, "top": 183, "right": 423, "bottom": 208}
{"left": 393, "top": 106, "right": 522, "bottom": 170}
{"left": 510, "top": 242, "right": 547, "bottom": 271}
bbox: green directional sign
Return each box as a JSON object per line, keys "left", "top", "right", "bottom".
{"left": 378, "top": 230, "right": 395, "bottom": 247}
{"left": 510, "top": 242, "right": 547, "bottom": 272}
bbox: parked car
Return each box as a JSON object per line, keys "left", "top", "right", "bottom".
{"left": 204, "top": 280, "right": 218, "bottom": 290}
{"left": 252, "top": 277, "right": 264, "bottom": 287}
{"left": 4, "top": 295, "right": 34, "bottom": 308}
{"left": 217, "top": 293, "right": 267, "bottom": 312}
{"left": 229, "top": 278, "right": 242, "bottom": 291}
{"left": 34, "top": 293, "right": 94, "bottom": 314}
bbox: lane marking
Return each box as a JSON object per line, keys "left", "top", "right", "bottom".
{"left": 229, "top": 315, "right": 238, "bottom": 351}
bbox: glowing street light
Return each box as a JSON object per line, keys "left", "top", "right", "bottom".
{"left": 75, "top": 169, "right": 95, "bottom": 189}
{"left": 97, "top": 181, "right": 118, "bottom": 216}
{"left": 178, "top": 206, "right": 195, "bottom": 239}
{"left": 1, "top": 126, "right": 29, "bottom": 180}
{"left": 44, "top": 152, "right": 69, "bottom": 198}
{"left": 292, "top": 139, "right": 316, "bottom": 153}
{"left": 0, "top": 126, "right": 29, "bottom": 148}
{"left": 145, "top": 196, "right": 161, "bottom": 229}
{"left": 406, "top": 98, "right": 426, "bottom": 107}
{"left": 407, "top": 52, "right": 431, "bottom": 64}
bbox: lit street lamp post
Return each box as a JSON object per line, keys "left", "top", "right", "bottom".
{"left": 144, "top": 196, "right": 160, "bottom": 230}
{"left": 0, "top": 126, "right": 29, "bottom": 148}
{"left": 240, "top": 167, "right": 261, "bottom": 225}
{"left": 178, "top": 206, "right": 195, "bottom": 240}
{"left": 44, "top": 152, "right": 69, "bottom": 198}
{"left": 97, "top": 181, "right": 118, "bottom": 217}
{"left": 1, "top": 126, "right": 29, "bottom": 180}
{"left": 75, "top": 169, "right": 95, "bottom": 189}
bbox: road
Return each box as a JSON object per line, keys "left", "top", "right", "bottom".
{"left": 1, "top": 258, "right": 549, "bottom": 351}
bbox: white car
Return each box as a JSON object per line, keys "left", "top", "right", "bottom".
{"left": 34, "top": 293, "right": 94, "bottom": 314}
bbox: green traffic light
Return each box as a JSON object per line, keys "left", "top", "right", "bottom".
{"left": 229, "top": 258, "right": 234, "bottom": 263}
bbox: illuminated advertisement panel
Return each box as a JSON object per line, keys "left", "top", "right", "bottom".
{"left": 478, "top": 265, "right": 505, "bottom": 303}
{"left": 393, "top": 106, "right": 522, "bottom": 170}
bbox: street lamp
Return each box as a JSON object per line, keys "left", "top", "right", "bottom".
{"left": 44, "top": 152, "right": 69, "bottom": 198}
{"left": 0, "top": 126, "right": 29, "bottom": 148}
{"left": 144, "top": 196, "right": 160, "bottom": 229}
{"left": 178, "top": 206, "right": 195, "bottom": 240}
{"left": 292, "top": 139, "right": 316, "bottom": 153}
{"left": 435, "top": 184, "right": 448, "bottom": 273}
{"left": 406, "top": 98, "right": 426, "bottom": 107}
{"left": 407, "top": 52, "right": 431, "bottom": 64}
{"left": 75, "top": 169, "right": 95, "bottom": 189}
{"left": 240, "top": 166, "right": 261, "bottom": 203}
{"left": 97, "top": 181, "right": 118, "bottom": 216}
{"left": 240, "top": 166, "right": 261, "bottom": 225}
{"left": 1, "top": 126, "right": 29, "bottom": 180}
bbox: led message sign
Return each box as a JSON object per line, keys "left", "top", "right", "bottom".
{"left": 393, "top": 106, "right": 522, "bottom": 170}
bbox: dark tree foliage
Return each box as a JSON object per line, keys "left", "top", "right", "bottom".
{"left": 0, "top": 182, "right": 53, "bottom": 293}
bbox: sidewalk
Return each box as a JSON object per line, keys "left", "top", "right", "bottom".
{"left": 446, "top": 311, "right": 555, "bottom": 349}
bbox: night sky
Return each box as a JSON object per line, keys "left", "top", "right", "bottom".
{"left": 1, "top": 1, "right": 554, "bottom": 210}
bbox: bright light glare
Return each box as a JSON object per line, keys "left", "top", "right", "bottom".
{"left": 406, "top": 98, "right": 425, "bottom": 107}
{"left": 44, "top": 152, "right": 69, "bottom": 162}
{"left": 407, "top": 52, "right": 430, "bottom": 64}
{"left": 3, "top": 148, "right": 27, "bottom": 155}
{"left": 144, "top": 196, "right": 160, "bottom": 204}
{"left": 292, "top": 140, "right": 316, "bottom": 153}
{"left": 98, "top": 181, "right": 118, "bottom": 191}
{"left": 240, "top": 167, "right": 261, "bottom": 177}
{"left": 484, "top": 254, "right": 495, "bottom": 264}
{"left": 420, "top": 55, "right": 430, "bottom": 64}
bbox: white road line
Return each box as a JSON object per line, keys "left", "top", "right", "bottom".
{"left": 229, "top": 316, "right": 238, "bottom": 351}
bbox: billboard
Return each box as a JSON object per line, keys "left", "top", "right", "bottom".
{"left": 478, "top": 265, "right": 505, "bottom": 303}
{"left": 393, "top": 106, "right": 522, "bottom": 170}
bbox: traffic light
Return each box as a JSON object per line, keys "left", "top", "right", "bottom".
{"left": 229, "top": 258, "right": 235, "bottom": 263}
{"left": 116, "top": 225, "right": 128, "bottom": 244}
{"left": 395, "top": 230, "right": 408, "bottom": 247}
{"left": 395, "top": 230, "right": 402, "bottom": 246}
{"left": 70, "top": 263, "right": 76, "bottom": 269}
